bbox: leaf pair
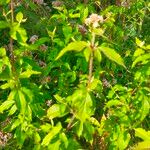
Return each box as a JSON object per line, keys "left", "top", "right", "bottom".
{"left": 56, "top": 41, "right": 126, "bottom": 68}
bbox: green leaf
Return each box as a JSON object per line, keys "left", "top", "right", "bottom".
{"left": 0, "top": 47, "right": 6, "bottom": 57}
{"left": 47, "top": 104, "right": 68, "bottom": 119}
{"left": 34, "top": 132, "right": 41, "bottom": 143}
{"left": 47, "top": 140, "right": 61, "bottom": 150}
{"left": 93, "top": 28, "right": 104, "bottom": 36}
{"left": 10, "top": 23, "right": 28, "bottom": 44}
{"left": 0, "top": 79, "right": 15, "bottom": 89}
{"left": 133, "top": 48, "right": 144, "bottom": 57}
{"left": 56, "top": 41, "right": 87, "bottom": 60}
{"left": 0, "top": 0, "right": 10, "bottom": 5}
{"left": 11, "top": 119, "right": 21, "bottom": 130}
{"left": 75, "top": 92, "right": 93, "bottom": 122}
{"left": 94, "top": 49, "right": 102, "bottom": 62}
{"left": 28, "top": 37, "right": 50, "bottom": 50}
{"left": 80, "top": 7, "right": 88, "bottom": 22}
{"left": 132, "top": 54, "right": 150, "bottom": 68}
{"left": 54, "top": 94, "right": 64, "bottom": 104}
{"left": 140, "top": 97, "right": 149, "bottom": 122}
{"left": 136, "top": 38, "right": 145, "bottom": 47}
{"left": 15, "top": 90, "right": 27, "bottom": 114}
{"left": 134, "top": 128, "right": 150, "bottom": 141}
{"left": 134, "top": 141, "right": 150, "bottom": 150}
{"left": 8, "top": 104, "right": 17, "bottom": 115}
{"left": 40, "top": 123, "right": 52, "bottom": 133}
{"left": 41, "top": 123, "right": 62, "bottom": 146}
{"left": 104, "top": 100, "right": 122, "bottom": 109}
{"left": 0, "top": 100, "right": 15, "bottom": 113}
{"left": 99, "top": 46, "right": 126, "bottom": 68}
{"left": 16, "top": 12, "right": 23, "bottom": 23}
{"left": 77, "top": 121, "right": 83, "bottom": 137}
{"left": 83, "top": 47, "right": 91, "bottom": 62}
{"left": 60, "top": 133, "right": 68, "bottom": 148}
{"left": 117, "top": 130, "right": 130, "bottom": 150}
{"left": 0, "top": 21, "right": 9, "bottom": 29}
{"left": 19, "top": 69, "right": 41, "bottom": 78}
{"left": 89, "top": 78, "right": 102, "bottom": 91}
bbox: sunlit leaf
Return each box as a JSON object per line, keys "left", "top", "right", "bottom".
{"left": 136, "top": 38, "right": 145, "bottom": 47}
{"left": 104, "top": 100, "right": 122, "bottom": 109}
{"left": 56, "top": 41, "right": 87, "bottom": 60}
{"left": 0, "top": 47, "right": 6, "bottom": 57}
{"left": 41, "top": 123, "right": 62, "bottom": 146}
{"left": 134, "top": 128, "right": 150, "bottom": 141}
{"left": 83, "top": 47, "right": 91, "bottom": 62}
{"left": 99, "top": 46, "right": 126, "bottom": 68}
{"left": 93, "top": 28, "right": 104, "bottom": 36}
{"left": 60, "top": 133, "right": 68, "bottom": 148}
{"left": 0, "top": 100, "right": 14, "bottom": 113}
{"left": 19, "top": 69, "right": 41, "bottom": 78}
{"left": 47, "top": 104, "right": 68, "bottom": 119}
{"left": 77, "top": 121, "right": 83, "bottom": 137}
{"left": 133, "top": 48, "right": 144, "bottom": 57}
{"left": 134, "top": 141, "right": 150, "bottom": 150}
{"left": 0, "top": 0, "right": 10, "bottom": 5}
{"left": 8, "top": 104, "right": 17, "bottom": 115}
{"left": 132, "top": 54, "right": 150, "bottom": 68}
{"left": 15, "top": 90, "right": 27, "bottom": 114}
{"left": 94, "top": 48, "right": 102, "bottom": 62}
{"left": 16, "top": 12, "right": 23, "bottom": 23}
{"left": 140, "top": 97, "right": 149, "bottom": 122}
{"left": 34, "top": 132, "right": 41, "bottom": 143}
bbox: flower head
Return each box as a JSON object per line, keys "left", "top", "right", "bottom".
{"left": 85, "top": 14, "right": 103, "bottom": 28}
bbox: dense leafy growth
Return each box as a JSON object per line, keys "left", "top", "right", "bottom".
{"left": 0, "top": 0, "right": 149, "bottom": 149}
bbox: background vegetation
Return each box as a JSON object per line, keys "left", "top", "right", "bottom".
{"left": 0, "top": 0, "right": 149, "bottom": 149}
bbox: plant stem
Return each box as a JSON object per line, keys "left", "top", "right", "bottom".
{"left": 88, "top": 32, "right": 95, "bottom": 86}
{"left": 10, "top": 0, "right": 15, "bottom": 72}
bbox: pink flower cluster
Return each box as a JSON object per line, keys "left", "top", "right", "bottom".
{"left": 85, "top": 14, "right": 103, "bottom": 28}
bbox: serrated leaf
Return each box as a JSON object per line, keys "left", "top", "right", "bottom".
{"left": 41, "top": 123, "right": 62, "bottom": 146}
{"left": 132, "top": 54, "right": 150, "bottom": 68}
{"left": 99, "top": 46, "right": 126, "bottom": 68}
{"left": 56, "top": 41, "right": 87, "bottom": 60}
{"left": 134, "top": 128, "right": 150, "bottom": 141}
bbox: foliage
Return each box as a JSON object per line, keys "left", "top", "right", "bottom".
{"left": 0, "top": 0, "right": 149, "bottom": 149}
